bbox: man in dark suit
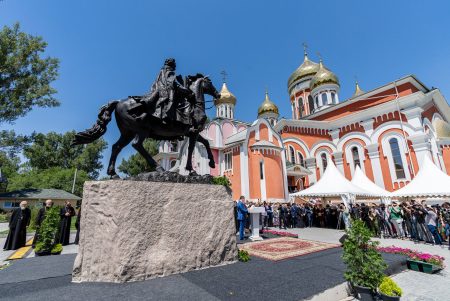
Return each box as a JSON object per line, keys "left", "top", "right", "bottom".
{"left": 237, "top": 196, "right": 248, "bottom": 240}
{"left": 3, "top": 201, "right": 31, "bottom": 250}
{"left": 279, "top": 204, "right": 287, "bottom": 230}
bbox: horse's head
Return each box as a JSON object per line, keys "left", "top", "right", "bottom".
{"left": 200, "top": 76, "right": 221, "bottom": 100}
{"left": 188, "top": 74, "right": 220, "bottom": 101}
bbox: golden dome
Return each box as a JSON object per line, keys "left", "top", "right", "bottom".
{"left": 258, "top": 91, "right": 279, "bottom": 117}
{"left": 309, "top": 60, "right": 340, "bottom": 91}
{"left": 352, "top": 81, "right": 364, "bottom": 98}
{"left": 214, "top": 83, "right": 236, "bottom": 106}
{"left": 287, "top": 53, "right": 319, "bottom": 90}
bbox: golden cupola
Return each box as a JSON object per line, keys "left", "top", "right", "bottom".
{"left": 287, "top": 52, "right": 319, "bottom": 91}
{"left": 352, "top": 81, "right": 365, "bottom": 98}
{"left": 215, "top": 82, "right": 236, "bottom": 119}
{"left": 309, "top": 59, "right": 340, "bottom": 91}
{"left": 258, "top": 91, "right": 279, "bottom": 126}
{"left": 214, "top": 83, "right": 236, "bottom": 106}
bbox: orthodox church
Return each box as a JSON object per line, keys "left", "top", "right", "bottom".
{"left": 155, "top": 50, "right": 450, "bottom": 202}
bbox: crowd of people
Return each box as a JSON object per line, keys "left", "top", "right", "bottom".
{"left": 3, "top": 199, "right": 81, "bottom": 251}
{"left": 235, "top": 197, "right": 450, "bottom": 248}
{"left": 349, "top": 200, "right": 450, "bottom": 247}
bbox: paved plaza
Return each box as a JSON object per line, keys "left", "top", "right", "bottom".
{"left": 3, "top": 226, "right": 443, "bottom": 300}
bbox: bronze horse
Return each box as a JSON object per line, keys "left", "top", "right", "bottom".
{"left": 72, "top": 75, "right": 220, "bottom": 178}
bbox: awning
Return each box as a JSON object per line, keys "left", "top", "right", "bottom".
{"left": 351, "top": 166, "right": 391, "bottom": 197}
{"left": 391, "top": 155, "right": 450, "bottom": 198}
{"left": 290, "top": 157, "right": 375, "bottom": 198}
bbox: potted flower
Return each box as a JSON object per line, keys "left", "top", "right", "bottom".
{"left": 406, "top": 253, "right": 444, "bottom": 273}
{"left": 378, "top": 246, "right": 444, "bottom": 274}
{"left": 378, "top": 276, "right": 402, "bottom": 301}
{"left": 35, "top": 206, "right": 62, "bottom": 256}
{"left": 342, "top": 220, "right": 387, "bottom": 301}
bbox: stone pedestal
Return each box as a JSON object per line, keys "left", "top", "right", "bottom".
{"left": 248, "top": 206, "right": 265, "bottom": 241}
{"left": 72, "top": 180, "right": 238, "bottom": 283}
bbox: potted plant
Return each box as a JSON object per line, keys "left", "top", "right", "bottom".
{"left": 51, "top": 243, "right": 63, "bottom": 255}
{"left": 342, "top": 220, "right": 387, "bottom": 301}
{"left": 378, "top": 276, "right": 402, "bottom": 301}
{"left": 34, "top": 206, "right": 62, "bottom": 256}
{"left": 378, "top": 246, "right": 445, "bottom": 274}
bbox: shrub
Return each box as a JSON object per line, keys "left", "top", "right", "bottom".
{"left": 379, "top": 277, "right": 402, "bottom": 297}
{"left": 0, "top": 213, "right": 8, "bottom": 223}
{"left": 35, "top": 206, "right": 60, "bottom": 253}
{"left": 212, "top": 176, "right": 231, "bottom": 187}
{"left": 342, "top": 219, "right": 387, "bottom": 291}
{"left": 51, "top": 243, "right": 63, "bottom": 254}
{"left": 28, "top": 206, "right": 41, "bottom": 231}
{"left": 238, "top": 249, "right": 250, "bottom": 262}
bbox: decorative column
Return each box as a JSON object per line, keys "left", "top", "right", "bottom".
{"left": 361, "top": 119, "right": 374, "bottom": 137}
{"left": 333, "top": 151, "right": 345, "bottom": 175}
{"left": 329, "top": 128, "right": 340, "bottom": 145}
{"left": 365, "top": 143, "right": 385, "bottom": 189}
{"left": 305, "top": 158, "right": 317, "bottom": 186}
{"left": 402, "top": 107, "right": 424, "bottom": 129}
{"left": 408, "top": 133, "right": 431, "bottom": 169}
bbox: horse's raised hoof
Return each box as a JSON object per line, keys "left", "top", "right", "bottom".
{"left": 209, "top": 161, "right": 215, "bottom": 168}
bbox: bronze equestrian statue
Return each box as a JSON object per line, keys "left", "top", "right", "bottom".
{"left": 72, "top": 58, "right": 220, "bottom": 178}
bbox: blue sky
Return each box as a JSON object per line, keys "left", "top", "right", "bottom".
{"left": 1, "top": 0, "right": 450, "bottom": 177}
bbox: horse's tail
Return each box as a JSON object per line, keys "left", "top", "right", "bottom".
{"left": 71, "top": 100, "right": 119, "bottom": 146}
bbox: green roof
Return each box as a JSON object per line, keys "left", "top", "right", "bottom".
{"left": 0, "top": 188, "right": 81, "bottom": 200}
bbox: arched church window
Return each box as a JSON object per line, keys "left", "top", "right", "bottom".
{"left": 298, "top": 152, "right": 305, "bottom": 167}
{"left": 308, "top": 95, "right": 314, "bottom": 114}
{"left": 321, "top": 93, "right": 328, "bottom": 105}
{"left": 298, "top": 98, "right": 303, "bottom": 118}
{"left": 331, "top": 92, "right": 336, "bottom": 104}
{"left": 389, "top": 138, "right": 406, "bottom": 179}
{"left": 289, "top": 146, "right": 295, "bottom": 163}
{"left": 352, "top": 146, "right": 360, "bottom": 168}
{"left": 315, "top": 96, "right": 319, "bottom": 108}
{"left": 321, "top": 153, "right": 328, "bottom": 171}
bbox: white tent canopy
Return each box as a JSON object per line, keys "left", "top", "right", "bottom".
{"left": 391, "top": 155, "right": 450, "bottom": 198}
{"left": 290, "top": 158, "right": 375, "bottom": 198}
{"left": 351, "top": 166, "right": 392, "bottom": 198}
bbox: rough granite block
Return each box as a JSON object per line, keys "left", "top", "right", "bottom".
{"left": 72, "top": 180, "right": 238, "bottom": 283}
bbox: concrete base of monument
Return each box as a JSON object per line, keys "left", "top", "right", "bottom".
{"left": 72, "top": 180, "right": 238, "bottom": 283}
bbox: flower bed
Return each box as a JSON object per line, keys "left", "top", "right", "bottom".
{"left": 261, "top": 229, "right": 298, "bottom": 238}
{"left": 378, "top": 246, "right": 445, "bottom": 269}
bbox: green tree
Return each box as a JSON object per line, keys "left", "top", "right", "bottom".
{"left": 23, "top": 131, "right": 107, "bottom": 179}
{"left": 0, "top": 130, "right": 32, "bottom": 178}
{"left": 0, "top": 23, "right": 60, "bottom": 123}
{"left": 0, "top": 151, "right": 20, "bottom": 178}
{"left": 0, "top": 130, "right": 33, "bottom": 156}
{"left": 118, "top": 139, "right": 159, "bottom": 176}
{"left": 7, "top": 167, "right": 90, "bottom": 196}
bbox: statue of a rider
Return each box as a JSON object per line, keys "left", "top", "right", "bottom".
{"left": 129, "top": 58, "right": 192, "bottom": 124}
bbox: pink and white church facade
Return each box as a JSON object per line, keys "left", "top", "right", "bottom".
{"left": 155, "top": 51, "right": 450, "bottom": 202}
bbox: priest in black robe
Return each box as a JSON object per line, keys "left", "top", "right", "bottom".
{"left": 32, "top": 199, "right": 54, "bottom": 248}
{"left": 3, "top": 201, "right": 31, "bottom": 250}
{"left": 58, "top": 201, "right": 75, "bottom": 246}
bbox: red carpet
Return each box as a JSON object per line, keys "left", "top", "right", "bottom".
{"left": 239, "top": 237, "right": 340, "bottom": 261}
